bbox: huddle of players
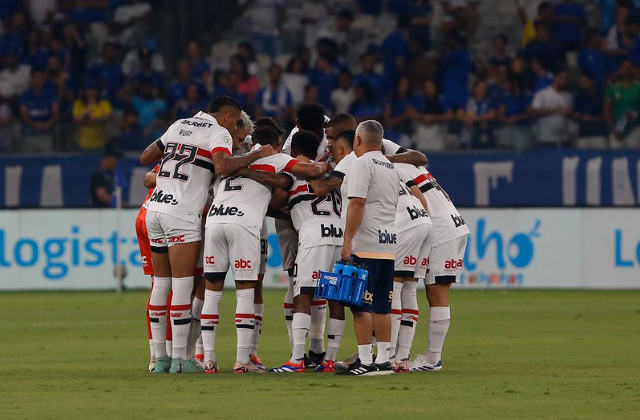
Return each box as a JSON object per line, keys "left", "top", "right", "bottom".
{"left": 135, "top": 95, "right": 470, "bottom": 375}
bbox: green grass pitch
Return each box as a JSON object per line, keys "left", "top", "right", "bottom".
{"left": 1, "top": 289, "right": 639, "bottom": 419}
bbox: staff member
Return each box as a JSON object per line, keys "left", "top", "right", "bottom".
{"left": 337, "top": 120, "right": 400, "bottom": 376}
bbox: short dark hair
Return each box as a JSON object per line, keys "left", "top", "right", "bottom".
{"left": 291, "top": 130, "right": 320, "bottom": 160}
{"left": 255, "top": 117, "right": 286, "bottom": 137}
{"left": 209, "top": 95, "right": 242, "bottom": 113}
{"left": 334, "top": 130, "right": 355, "bottom": 150}
{"left": 296, "top": 102, "right": 326, "bottom": 131}
{"left": 252, "top": 126, "right": 280, "bottom": 147}
{"left": 325, "top": 113, "right": 357, "bottom": 130}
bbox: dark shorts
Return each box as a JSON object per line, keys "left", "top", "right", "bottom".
{"left": 347, "top": 256, "right": 394, "bottom": 314}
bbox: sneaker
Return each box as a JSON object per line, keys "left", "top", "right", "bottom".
{"left": 409, "top": 355, "right": 442, "bottom": 372}
{"left": 249, "top": 355, "right": 266, "bottom": 372}
{"left": 308, "top": 350, "right": 325, "bottom": 367}
{"left": 315, "top": 360, "right": 336, "bottom": 373}
{"left": 153, "top": 356, "right": 171, "bottom": 373}
{"left": 334, "top": 358, "right": 380, "bottom": 376}
{"left": 375, "top": 361, "right": 395, "bottom": 375}
{"left": 204, "top": 360, "right": 219, "bottom": 374}
{"left": 148, "top": 359, "right": 156, "bottom": 373}
{"left": 394, "top": 360, "right": 410, "bottom": 373}
{"left": 270, "top": 360, "right": 305, "bottom": 373}
{"left": 194, "top": 353, "right": 204, "bottom": 363}
{"left": 335, "top": 351, "right": 359, "bottom": 370}
{"left": 233, "top": 362, "right": 251, "bottom": 374}
{"left": 169, "top": 358, "right": 204, "bottom": 373}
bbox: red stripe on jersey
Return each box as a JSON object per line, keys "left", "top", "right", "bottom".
{"left": 391, "top": 309, "right": 402, "bottom": 315}
{"left": 152, "top": 164, "right": 160, "bottom": 173}
{"left": 255, "top": 316, "right": 263, "bottom": 321}
{"left": 283, "top": 303, "right": 295, "bottom": 309}
{"left": 312, "top": 300, "right": 327, "bottom": 306}
{"left": 413, "top": 173, "right": 433, "bottom": 185}
{"left": 211, "top": 147, "right": 231, "bottom": 157}
{"left": 288, "top": 184, "right": 308, "bottom": 196}
{"left": 201, "top": 314, "right": 219, "bottom": 319}
{"left": 283, "top": 159, "right": 299, "bottom": 173}
{"left": 197, "top": 147, "right": 212, "bottom": 160}
{"left": 402, "top": 309, "right": 419, "bottom": 315}
{"left": 170, "top": 304, "right": 192, "bottom": 311}
{"left": 235, "top": 313, "right": 256, "bottom": 319}
{"left": 148, "top": 305, "right": 167, "bottom": 310}
{"left": 249, "top": 164, "right": 276, "bottom": 173}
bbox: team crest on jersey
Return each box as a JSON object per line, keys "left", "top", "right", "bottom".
{"left": 223, "top": 135, "right": 232, "bottom": 145}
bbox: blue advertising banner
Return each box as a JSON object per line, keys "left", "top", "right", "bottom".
{"left": 1, "top": 150, "right": 639, "bottom": 208}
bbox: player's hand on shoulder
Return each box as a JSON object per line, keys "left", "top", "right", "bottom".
{"left": 296, "top": 155, "right": 311, "bottom": 163}
{"left": 258, "top": 144, "right": 276, "bottom": 158}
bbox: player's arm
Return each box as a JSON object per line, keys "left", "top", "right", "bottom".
{"left": 140, "top": 139, "right": 164, "bottom": 165}
{"left": 270, "top": 188, "right": 289, "bottom": 210}
{"left": 386, "top": 148, "right": 428, "bottom": 167}
{"left": 288, "top": 161, "right": 332, "bottom": 179}
{"left": 266, "top": 204, "right": 291, "bottom": 221}
{"left": 409, "top": 183, "right": 429, "bottom": 213}
{"left": 232, "top": 166, "right": 293, "bottom": 190}
{"left": 341, "top": 197, "right": 365, "bottom": 260}
{"left": 143, "top": 170, "right": 157, "bottom": 189}
{"left": 212, "top": 145, "right": 275, "bottom": 176}
{"left": 308, "top": 173, "right": 343, "bottom": 196}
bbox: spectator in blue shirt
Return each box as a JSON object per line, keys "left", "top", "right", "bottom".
{"left": 0, "top": 11, "right": 29, "bottom": 58}
{"left": 88, "top": 42, "right": 125, "bottom": 108}
{"left": 187, "top": 40, "right": 211, "bottom": 87}
{"left": 356, "top": 0, "right": 383, "bottom": 15}
{"left": 172, "top": 82, "right": 208, "bottom": 120}
{"left": 489, "top": 34, "right": 513, "bottom": 68}
{"left": 0, "top": 0, "right": 21, "bottom": 22}
{"left": 22, "top": 30, "right": 51, "bottom": 70}
{"left": 441, "top": 33, "right": 474, "bottom": 111}
{"left": 573, "top": 72, "right": 608, "bottom": 149}
{"left": 578, "top": 28, "right": 608, "bottom": 88}
{"left": 117, "top": 106, "right": 144, "bottom": 151}
{"left": 256, "top": 63, "right": 293, "bottom": 126}
{"left": 554, "top": 0, "right": 587, "bottom": 51}
{"left": 496, "top": 75, "right": 534, "bottom": 149}
{"left": 457, "top": 79, "right": 497, "bottom": 149}
{"left": 19, "top": 68, "right": 60, "bottom": 153}
{"left": 409, "top": 0, "right": 433, "bottom": 50}
{"left": 524, "top": 21, "right": 565, "bottom": 71}
{"left": 226, "top": 71, "right": 250, "bottom": 110}
{"left": 531, "top": 58, "right": 555, "bottom": 92}
{"left": 167, "top": 59, "right": 208, "bottom": 107}
{"left": 131, "top": 77, "right": 167, "bottom": 133}
{"left": 383, "top": 77, "right": 419, "bottom": 145}
{"left": 57, "top": 0, "right": 110, "bottom": 52}
{"left": 308, "top": 56, "right": 338, "bottom": 109}
{"left": 350, "top": 81, "right": 382, "bottom": 123}
{"left": 410, "top": 79, "right": 453, "bottom": 150}
{"left": 354, "top": 52, "right": 387, "bottom": 102}
{"left": 382, "top": 14, "right": 411, "bottom": 90}
{"left": 131, "top": 47, "right": 165, "bottom": 91}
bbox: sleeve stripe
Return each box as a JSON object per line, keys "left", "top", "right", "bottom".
{"left": 405, "top": 180, "right": 416, "bottom": 188}
{"left": 249, "top": 164, "right": 276, "bottom": 173}
{"left": 288, "top": 184, "right": 309, "bottom": 196}
{"left": 197, "top": 147, "right": 212, "bottom": 160}
{"left": 283, "top": 159, "right": 299, "bottom": 173}
{"left": 331, "top": 171, "right": 345, "bottom": 180}
{"left": 155, "top": 139, "right": 164, "bottom": 152}
{"left": 211, "top": 147, "right": 231, "bottom": 157}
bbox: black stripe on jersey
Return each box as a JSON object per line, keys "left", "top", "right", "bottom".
{"left": 173, "top": 318, "right": 192, "bottom": 325}
{"left": 155, "top": 139, "right": 164, "bottom": 152}
{"left": 419, "top": 183, "right": 434, "bottom": 193}
{"left": 289, "top": 194, "right": 316, "bottom": 208}
{"left": 331, "top": 171, "right": 345, "bottom": 180}
{"left": 192, "top": 158, "right": 215, "bottom": 173}
{"left": 405, "top": 180, "right": 416, "bottom": 188}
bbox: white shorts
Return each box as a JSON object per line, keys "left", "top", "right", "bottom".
{"left": 394, "top": 223, "right": 433, "bottom": 280}
{"left": 259, "top": 220, "right": 268, "bottom": 275}
{"left": 203, "top": 223, "right": 260, "bottom": 281}
{"left": 293, "top": 245, "right": 341, "bottom": 297}
{"left": 425, "top": 234, "right": 468, "bottom": 286}
{"left": 146, "top": 210, "right": 201, "bottom": 253}
{"left": 275, "top": 218, "right": 298, "bottom": 271}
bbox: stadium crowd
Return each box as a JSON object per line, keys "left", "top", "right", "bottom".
{"left": 0, "top": 0, "right": 640, "bottom": 154}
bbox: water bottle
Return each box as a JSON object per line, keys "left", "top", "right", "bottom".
{"left": 332, "top": 260, "right": 346, "bottom": 275}
{"left": 352, "top": 265, "right": 369, "bottom": 306}
{"left": 339, "top": 261, "right": 357, "bottom": 302}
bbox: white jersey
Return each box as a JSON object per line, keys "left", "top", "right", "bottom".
{"left": 282, "top": 116, "right": 332, "bottom": 163}
{"left": 147, "top": 111, "right": 231, "bottom": 224}
{"left": 395, "top": 164, "right": 431, "bottom": 234}
{"left": 346, "top": 151, "right": 400, "bottom": 260}
{"left": 331, "top": 151, "right": 356, "bottom": 220}
{"left": 288, "top": 178, "right": 343, "bottom": 250}
{"left": 207, "top": 152, "right": 299, "bottom": 237}
{"left": 382, "top": 138, "right": 403, "bottom": 155}
{"left": 395, "top": 164, "right": 469, "bottom": 245}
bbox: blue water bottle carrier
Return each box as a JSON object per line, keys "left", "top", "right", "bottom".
{"left": 316, "top": 259, "right": 369, "bottom": 305}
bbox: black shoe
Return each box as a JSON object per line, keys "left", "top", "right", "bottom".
{"left": 303, "top": 354, "right": 316, "bottom": 369}
{"left": 334, "top": 358, "right": 379, "bottom": 376}
{"left": 374, "top": 361, "right": 395, "bottom": 375}
{"left": 308, "top": 350, "right": 325, "bottom": 367}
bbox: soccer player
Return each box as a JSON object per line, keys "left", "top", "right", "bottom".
{"left": 389, "top": 163, "right": 433, "bottom": 372}
{"left": 201, "top": 125, "right": 330, "bottom": 374}
{"left": 394, "top": 163, "right": 470, "bottom": 372}
{"left": 269, "top": 130, "right": 344, "bottom": 373}
{"left": 337, "top": 120, "right": 400, "bottom": 376}
{"left": 140, "top": 95, "right": 276, "bottom": 373}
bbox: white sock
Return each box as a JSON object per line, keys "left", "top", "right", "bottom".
{"left": 426, "top": 306, "right": 451, "bottom": 364}
{"left": 187, "top": 296, "right": 204, "bottom": 358}
{"left": 376, "top": 341, "right": 391, "bottom": 364}
{"left": 235, "top": 288, "right": 255, "bottom": 365}
{"left": 170, "top": 277, "right": 193, "bottom": 360}
{"left": 291, "top": 312, "right": 311, "bottom": 363}
{"left": 149, "top": 339, "right": 155, "bottom": 360}
{"left": 201, "top": 289, "right": 223, "bottom": 364}
{"left": 309, "top": 299, "right": 326, "bottom": 354}
{"left": 166, "top": 340, "right": 172, "bottom": 358}
{"left": 358, "top": 344, "right": 373, "bottom": 365}
{"left": 250, "top": 303, "right": 264, "bottom": 356}
{"left": 196, "top": 335, "right": 203, "bottom": 356}
{"left": 397, "top": 282, "right": 419, "bottom": 362}
{"left": 325, "top": 318, "right": 345, "bottom": 362}
{"left": 148, "top": 276, "right": 171, "bottom": 358}
{"left": 283, "top": 283, "right": 294, "bottom": 351}
{"left": 389, "top": 281, "right": 403, "bottom": 361}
